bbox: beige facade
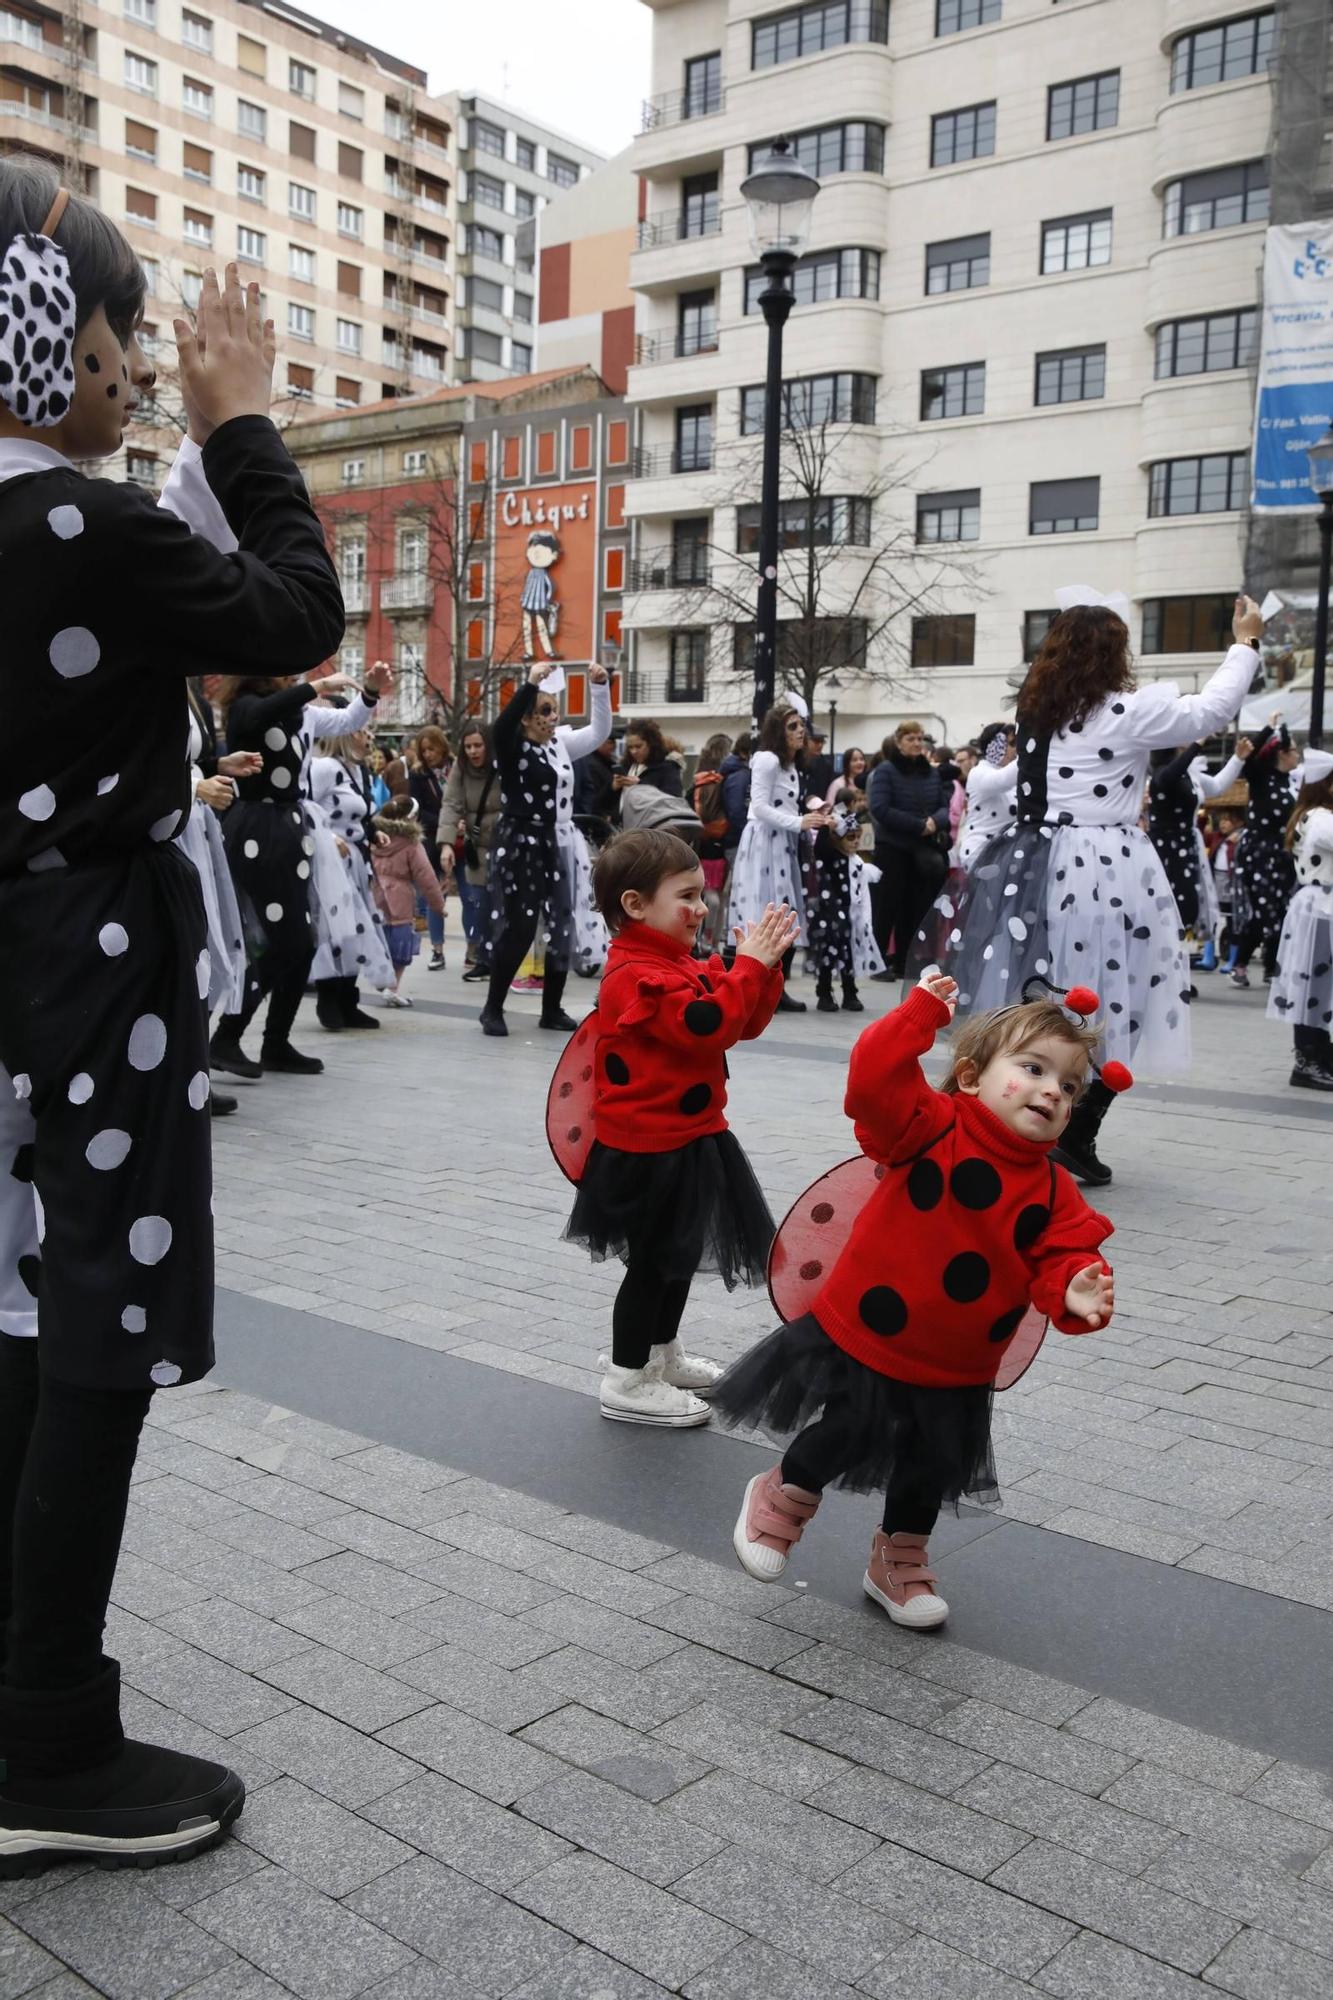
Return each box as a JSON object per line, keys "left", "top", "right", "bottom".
{"left": 625, "top": 0, "right": 1321, "bottom": 750}
{"left": 0, "top": 0, "right": 457, "bottom": 475}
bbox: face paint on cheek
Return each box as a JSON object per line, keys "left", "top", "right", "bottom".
{"left": 1001, "top": 1081, "right": 1018, "bottom": 1098}
{"left": 106, "top": 383, "right": 117, "bottom": 399}
{"left": 83, "top": 354, "right": 101, "bottom": 374}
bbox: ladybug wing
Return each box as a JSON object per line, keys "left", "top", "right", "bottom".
{"left": 546, "top": 1012, "right": 601, "bottom": 1185}
{"left": 768, "top": 1155, "right": 884, "bottom": 1321}
{"left": 994, "top": 1306, "right": 1049, "bottom": 1390}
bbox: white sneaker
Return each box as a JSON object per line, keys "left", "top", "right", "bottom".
{"left": 385, "top": 992, "right": 413, "bottom": 1009}
{"left": 648, "top": 1338, "right": 725, "bottom": 1395}
{"left": 599, "top": 1364, "right": 711, "bottom": 1427}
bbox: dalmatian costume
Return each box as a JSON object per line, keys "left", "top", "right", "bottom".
{"left": 958, "top": 758, "right": 1018, "bottom": 870}
{"left": 807, "top": 828, "right": 884, "bottom": 982}
{"left": 307, "top": 749, "right": 395, "bottom": 991}
{"left": 1267, "top": 806, "right": 1333, "bottom": 1035}
{"left": 0, "top": 416, "right": 343, "bottom": 1389}
{"left": 175, "top": 688, "right": 248, "bottom": 1017}
{"left": 728, "top": 751, "right": 810, "bottom": 941}
{"left": 488, "top": 674, "right": 610, "bottom": 975}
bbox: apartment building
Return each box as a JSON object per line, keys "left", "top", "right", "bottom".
{"left": 536, "top": 146, "right": 639, "bottom": 391}
{"left": 444, "top": 89, "right": 603, "bottom": 382}
{"left": 626, "top": 0, "right": 1331, "bottom": 746}
{"left": 0, "top": 0, "right": 457, "bottom": 475}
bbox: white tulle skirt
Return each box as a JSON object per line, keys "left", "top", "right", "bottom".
{"left": 176, "top": 799, "right": 247, "bottom": 1015}
{"left": 1267, "top": 882, "right": 1333, "bottom": 1032}
{"left": 556, "top": 819, "right": 608, "bottom": 974}
{"left": 1194, "top": 826, "right": 1221, "bottom": 939}
{"left": 729, "top": 823, "right": 808, "bottom": 942}
{"left": 309, "top": 829, "right": 395, "bottom": 989}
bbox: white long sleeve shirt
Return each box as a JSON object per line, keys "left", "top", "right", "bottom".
{"left": 746, "top": 750, "right": 803, "bottom": 834}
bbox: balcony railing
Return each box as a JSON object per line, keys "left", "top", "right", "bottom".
{"left": 634, "top": 325, "right": 719, "bottom": 366}
{"left": 640, "top": 85, "right": 725, "bottom": 132}
{"left": 619, "top": 663, "right": 709, "bottom": 705}
{"left": 632, "top": 444, "right": 714, "bottom": 478}
{"left": 381, "top": 573, "right": 433, "bottom": 610}
{"left": 636, "top": 210, "right": 723, "bottom": 251}
{"left": 629, "top": 548, "right": 711, "bottom": 592}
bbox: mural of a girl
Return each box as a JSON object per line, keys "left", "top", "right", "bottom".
{"left": 521, "top": 529, "right": 560, "bottom": 662}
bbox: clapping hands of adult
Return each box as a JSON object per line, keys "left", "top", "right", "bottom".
{"left": 735, "top": 902, "right": 801, "bottom": 968}
{"left": 175, "top": 263, "right": 276, "bottom": 444}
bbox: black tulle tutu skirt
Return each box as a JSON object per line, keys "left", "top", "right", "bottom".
{"left": 712, "top": 1312, "right": 998, "bottom": 1504}
{"left": 564, "top": 1131, "right": 774, "bottom": 1289}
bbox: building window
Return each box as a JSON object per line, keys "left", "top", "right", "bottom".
{"left": 937, "top": 0, "right": 1000, "bottom": 32}
{"left": 1041, "top": 209, "right": 1112, "bottom": 273}
{"left": 547, "top": 151, "right": 579, "bottom": 188}
{"left": 677, "top": 289, "right": 718, "bottom": 356}
{"left": 286, "top": 362, "right": 314, "bottom": 401}
{"left": 511, "top": 340, "right": 533, "bottom": 372}
{"left": 683, "top": 51, "right": 722, "bottom": 118}
{"left": 1141, "top": 594, "right": 1238, "bottom": 652}
{"left": 744, "top": 247, "right": 880, "bottom": 311}
{"left": 182, "top": 77, "right": 212, "bottom": 119}
{"left": 472, "top": 170, "right": 506, "bottom": 212}
{"left": 335, "top": 376, "right": 361, "bottom": 407}
{"left": 1030, "top": 476, "right": 1100, "bottom": 533}
{"left": 337, "top": 203, "right": 364, "bottom": 239}
{"left": 1154, "top": 307, "right": 1258, "bottom": 377}
{"left": 472, "top": 116, "right": 505, "bottom": 156}
{"left": 338, "top": 141, "right": 363, "bottom": 182}
{"left": 748, "top": 121, "right": 886, "bottom": 179}
{"left": 469, "top": 224, "right": 504, "bottom": 260}
{"left": 139, "top": 258, "right": 160, "bottom": 296}
{"left": 1023, "top": 609, "right": 1057, "bottom": 659}
{"left": 670, "top": 516, "right": 710, "bottom": 584}
{"left": 289, "top": 121, "right": 316, "bottom": 162}
{"left": 513, "top": 291, "right": 534, "bottom": 323}
{"left": 469, "top": 328, "right": 504, "bottom": 365}
{"left": 931, "top": 101, "right": 996, "bottom": 167}
{"left": 736, "top": 496, "right": 872, "bottom": 552}
{"left": 237, "top": 100, "right": 266, "bottom": 141}
{"left": 1163, "top": 161, "right": 1269, "bottom": 237}
{"left": 123, "top": 52, "right": 157, "bottom": 94}
{"left": 499, "top": 435, "right": 521, "bottom": 479}
{"left": 740, "top": 371, "right": 877, "bottom": 433}
{"left": 668, "top": 631, "right": 708, "bottom": 701}
{"left": 288, "top": 182, "right": 315, "bottom": 221}
{"left": 237, "top": 34, "right": 266, "bottom": 77}
{"left": 336, "top": 319, "right": 362, "bottom": 355}
{"left": 604, "top": 545, "right": 624, "bottom": 589}
{"left": 911, "top": 614, "right": 976, "bottom": 667}
{"left": 1171, "top": 11, "right": 1274, "bottom": 92}
{"left": 182, "top": 207, "right": 213, "bottom": 248}
{"left": 287, "top": 302, "right": 314, "bottom": 342}
{"left": 514, "top": 188, "right": 537, "bottom": 220}
{"left": 404, "top": 448, "right": 428, "bottom": 474}
{"left": 676, "top": 404, "right": 714, "bottom": 471}
{"left": 289, "top": 59, "right": 316, "bottom": 100}
{"left": 1035, "top": 344, "right": 1106, "bottom": 404}
{"left": 920, "top": 362, "right": 985, "bottom": 419}
{"left": 237, "top": 226, "right": 265, "bottom": 264}
{"left": 341, "top": 457, "right": 364, "bottom": 486}
{"left": 917, "top": 489, "right": 980, "bottom": 542}
{"left": 181, "top": 11, "right": 213, "bottom": 54}
{"left": 125, "top": 187, "right": 157, "bottom": 226}
{"left": 126, "top": 449, "right": 159, "bottom": 482}
{"left": 925, "top": 232, "right": 990, "bottom": 293}
{"left": 236, "top": 164, "right": 264, "bottom": 200}
{"left": 125, "top": 118, "right": 157, "bottom": 161}
{"left": 289, "top": 244, "right": 315, "bottom": 283}
{"left": 180, "top": 271, "right": 202, "bottom": 308}
{"left": 340, "top": 643, "right": 365, "bottom": 677}
{"left": 1148, "top": 452, "right": 1248, "bottom": 516}
{"left": 681, "top": 171, "right": 720, "bottom": 238}
{"left": 337, "top": 261, "right": 361, "bottom": 298}
{"left": 339, "top": 82, "right": 364, "bottom": 121}
{"left": 514, "top": 135, "right": 536, "bottom": 170}
{"left": 1047, "top": 71, "right": 1120, "bottom": 140}
{"left": 470, "top": 275, "right": 504, "bottom": 313}
{"left": 752, "top": 1, "right": 890, "bottom": 69}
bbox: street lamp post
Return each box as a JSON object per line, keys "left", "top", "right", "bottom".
{"left": 825, "top": 671, "right": 842, "bottom": 758}
{"left": 739, "top": 138, "right": 820, "bottom": 728}
{"left": 1305, "top": 429, "right": 1333, "bottom": 750}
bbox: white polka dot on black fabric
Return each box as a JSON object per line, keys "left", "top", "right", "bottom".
{"left": 187, "top": 1070, "right": 209, "bottom": 1110}
{"left": 97, "top": 773, "right": 118, "bottom": 796}
{"left": 272, "top": 768, "right": 292, "bottom": 790}
{"left": 12, "top": 1073, "right": 31, "bottom": 1101}
{"left": 265, "top": 902, "right": 284, "bottom": 923}
{"left": 48, "top": 626, "right": 100, "bottom": 678}
{"left": 127, "top": 1014, "right": 167, "bottom": 1072}
{"left": 47, "top": 503, "right": 83, "bottom": 539}
{"left": 18, "top": 784, "right": 55, "bottom": 821}
{"left": 68, "top": 1072, "right": 93, "bottom": 1104}
{"left": 121, "top": 1305, "right": 146, "bottom": 1334}
{"left": 264, "top": 727, "right": 287, "bottom": 751}
{"left": 98, "top": 923, "right": 128, "bottom": 957}
{"left": 129, "top": 1215, "right": 172, "bottom": 1265}
{"left": 243, "top": 839, "right": 259, "bottom": 859}
{"left": 150, "top": 1360, "right": 182, "bottom": 1386}
{"left": 196, "top": 949, "right": 211, "bottom": 999}
{"left": 86, "top": 1128, "right": 131, "bottom": 1171}
{"left": 149, "top": 812, "right": 180, "bottom": 842}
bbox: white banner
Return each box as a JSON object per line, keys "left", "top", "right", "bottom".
{"left": 1251, "top": 224, "right": 1333, "bottom": 512}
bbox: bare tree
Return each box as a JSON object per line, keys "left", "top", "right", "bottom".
{"left": 651, "top": 418, "right": 985, "bottom": 716}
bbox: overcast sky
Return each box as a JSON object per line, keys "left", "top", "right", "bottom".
{"left": 312, "top": 0, "right": 652, "bottom": 157}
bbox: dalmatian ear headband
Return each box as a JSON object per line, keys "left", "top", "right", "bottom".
{"left": 1054, "top": 583, "right": 1131, "bottom": 624}
{"left": 0, "top": 185, "right": 78, "bottom": 428}
{"left": 1017, "top": 974, "right": 1134, "bottom": 1092}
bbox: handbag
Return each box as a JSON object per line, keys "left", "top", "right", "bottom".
{"left": 462, "top": 767, "right": 496, "bottom": 872}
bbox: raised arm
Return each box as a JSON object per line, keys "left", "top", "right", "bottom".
{"left": 1123, "top": 645, "right": 1260, "bottom": 751}
{"left": 305, "top": 689, "right": 377, "bottom": 741}
{"left": 845, "top": 983, "right": 953, "bottom": 1163}
{"left": 493, "top": 678, "right": 538, "bottom": 767}
{"left": 557, "top": 674, "right": 612, "bottom": 764}
{"left": 1194, "top": 753, "right": 1243, "bottom": 801}
{"left": 1149, "top": 743, "right": 1200, "bottom": 795}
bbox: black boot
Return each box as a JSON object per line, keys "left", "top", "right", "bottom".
{"left": 337, "top": 977, "right": 380, "bottom": 1030}
{"left": 1290, "top": 1051, "right": 1333, "bottom": 1092}
{"left": 260, "top": 1042, "right": 323, "bottom": 1075}
{"left": 208, "top": 1030, "right": 261, "bottom": 1081}
{"left": 1052, "top": 1077, "right": 1115, "bottom": 1186}
{"left": 841, "top": 977, "right": 864, "bottom": 1013}
{"left": 815, "top": 972, "right": 838, "bottom": 1014}
{"left": 208, "top": 1089, "right": 237, "bottom": 1117}
{"left": 0, "top": 1663, "right": 244, "bottom": 1878}
{"left": 314, "top": 981, "right": 346, "bottom": 1033}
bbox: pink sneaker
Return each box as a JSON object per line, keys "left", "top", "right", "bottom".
{"left": 863, "top": 1529, "right": 949, "bottom": 1629}
{"left": 732, "top": 1466, "right": 820, "bottom": 1581}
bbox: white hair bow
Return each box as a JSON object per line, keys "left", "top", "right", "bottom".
{"left": 778, "top": 688, "right": 810, "bottom": 719}
{"left": 1054, "top": 583, "right": 1131, "bottom": 623}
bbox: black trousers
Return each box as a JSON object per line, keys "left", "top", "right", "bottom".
{"left": 220, "top": 952, "right": 313, "bottom": 1050}
{"left": 612, "top": 1241, "right": 691, "bottom": 1369}
{"left": 781, "top": 1405, "right": 945, "bottom": 1536}
{"left": 1294, "top": 1024, "right": 1332, "bottom": 1058}
{"left": 873, "top": 843, "right": 947, "bottom": 969}
{"left": 0, "top": 1334, "right": 150, "bottom": 1690}
{"left": 485, "top": 913, "right": 568, "bottom": 1021}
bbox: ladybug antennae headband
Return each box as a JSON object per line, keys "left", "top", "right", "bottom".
{"left": 984, "top": 974, "right": 1134, "bottom": 1093}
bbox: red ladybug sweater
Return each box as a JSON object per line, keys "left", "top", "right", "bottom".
{"left": 592, "top": 924, "right": 784, "bottom": 1153}
{"left": 812, "top": 986, "right": 1113, "bottom": 1389}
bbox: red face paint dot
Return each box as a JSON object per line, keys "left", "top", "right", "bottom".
{"left": 810, "top": 1202, "right": 834, "bottom": 1225}
{"left": 799, "top": 1260, "right": 823, "bottom": 1281}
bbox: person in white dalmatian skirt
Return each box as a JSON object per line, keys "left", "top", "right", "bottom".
{"left": 0, "top": 160, "right": 342, "bottom": 1873}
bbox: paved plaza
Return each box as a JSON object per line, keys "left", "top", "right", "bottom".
{"left": 4, "top": 957, "right": 1332, "bottom": 1999}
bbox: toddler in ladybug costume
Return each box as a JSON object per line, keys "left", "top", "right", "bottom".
{"left": 562, "top": 829, "right": 797, "bottom": 1427}
{"left": 715, "top": 969, "right": 1122, "bottom": 1627}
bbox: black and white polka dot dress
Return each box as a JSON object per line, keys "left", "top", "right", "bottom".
{"left": 488, "top": 682, "right": 578, "bottom": 970}
{"left": 729, "top": 752, "right": 809, "bottom": 941}
{"left": 1234, "top": 730, "right": 1298, "bottom": 953}
{"left": 308, "top": 753, "right": 394, "bottom": 990}
{"left": 553, "top": 682, "right": 612, "bottom": 975}
{"left": 0, "top": 415, "right": 343, "bottom": 1388}
{"left": 958, "top": 760, "right": 1018, "bottom": 870}
{"left": 175, "top": 705, "right": 247, "bottom": 1015}
{"left": 221, "top": 686, "right": 320, "bottom": 988}
{"left": 808, "top": 835, "right": 885, "bottom": 980}
{"left": 913, "top": 644, "right": 1259, "bottom": 1075}
{"left": 1267, "top": 808, "right": 1333, "bottom": 1033}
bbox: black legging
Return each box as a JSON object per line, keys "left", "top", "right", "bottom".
{"left": 612, "top": 1243, "right": 691, "bottom": 1369}
{"left": 1232, "top": 919, "right": 1279, "bottom": 979}
{"left": 218, "top": 952, "right": 313, "bottom": 1051}
{"left": 873, "top": 844, "right": 947, "bottom": 968}
{"left": 781, "top": 1402, "right": 944, "bottom": 1536}
{"left": 0, "top": 1336, "right": 151, "bottom": 1688}
{"left": 484, "top": 913, "right": 568, "bottom": 1022}
{"left": 1295, "top": 1024, "right": 1331, "bottom": 1058}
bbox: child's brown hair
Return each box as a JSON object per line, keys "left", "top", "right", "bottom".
{"left": 940, "top": 999, "right": 1100, "bottom": 1098}
{"left": 592, "top": 828, "right": 701, "bottom": 933}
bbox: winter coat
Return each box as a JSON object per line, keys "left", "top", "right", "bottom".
{"left": 440, "top": 756, "right": 502, "bottom": 888}
{"left": 868, "top": 750, "right": 954, "bottom": 853}
{"left": 720, "top": 753, "right": 752, "bottom": 850}
{"left": 371, "top": 817, "right": 445, "bottom": 923}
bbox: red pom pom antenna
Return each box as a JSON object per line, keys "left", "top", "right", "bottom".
{"left": 1100, "top": 1060, "right": 1134, "bottom": 1094}
{"left": 1062, "top": 985, "right": 1101, "bottom": 1019}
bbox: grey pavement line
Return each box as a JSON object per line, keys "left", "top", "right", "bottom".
{"left": 214, "top": 1288, "right": 1333, "bottom": 1776}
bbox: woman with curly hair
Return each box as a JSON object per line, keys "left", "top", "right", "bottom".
{"left": 910, "top": 594, "right": 1264, "bottom": 1184}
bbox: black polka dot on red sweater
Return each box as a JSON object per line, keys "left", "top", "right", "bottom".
{"left": 679, "top": 1082, "right": 712, "bottom": 1116}
{"left": 683, "top": 999, "right": 723, "bottom": 1036}
{"left": 988, "top": 1304, "right": 1025, "bottom": 1343}
{"left": 950, "top": 1159, "right": 1002, "bottom": 1209}
{"left": 907, "top": 1158, "right": 943, "bottom": 1210}
{"left": 859, "top": 1285, "right": 908, "bottom": 1336}
{"left": 943, "top": 1252, "right": 989, "bottom": 1302}
{"left": 604, "top": 1052, "right": 630, "bottom": 1086}
{"left": 1013, "top": 1203, "right": 1050, "bottom": 1251}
